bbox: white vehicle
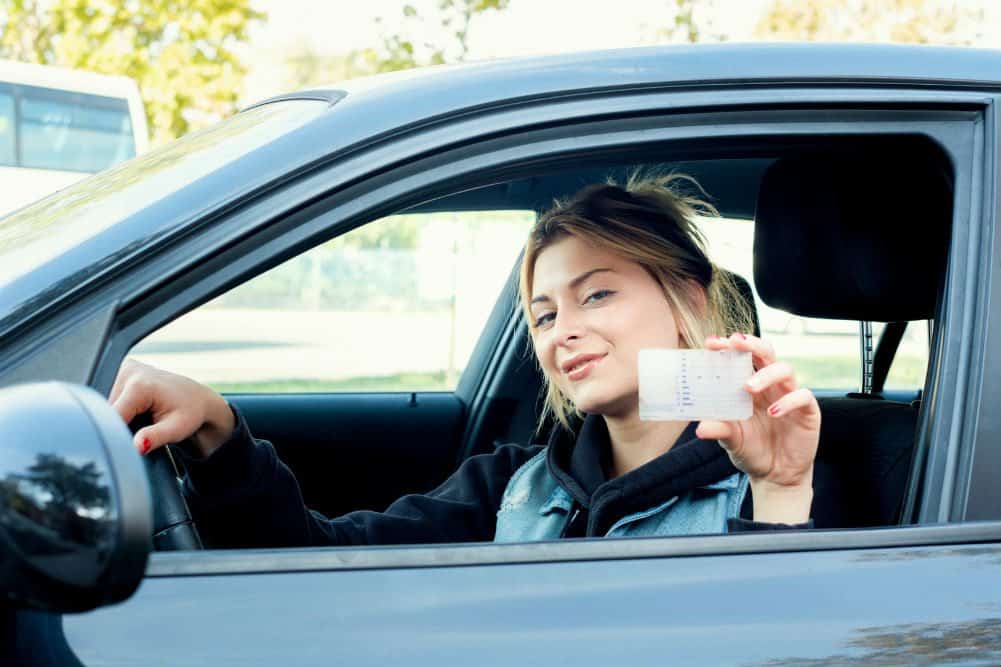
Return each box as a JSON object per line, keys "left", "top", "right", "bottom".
{"left": 0, "top": 59, "right": 149, "bottom": 217}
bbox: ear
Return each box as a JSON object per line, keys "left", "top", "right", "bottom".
{"left": 671, "top": 279, "right": 709, "bottom": 349}
{"left": 684, "top": 279, "right": 709, "bottom": 318}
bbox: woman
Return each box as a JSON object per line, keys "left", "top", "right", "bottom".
{"left": 110, "top": 175, "right": 820, "bottom": 548}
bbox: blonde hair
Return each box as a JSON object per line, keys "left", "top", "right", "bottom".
{"left": 519, "top": 173, "right": 756, "bottom": 432}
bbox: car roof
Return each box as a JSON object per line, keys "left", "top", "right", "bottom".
{"left": 307, "top": 41, "right": 1001, "bottom": 100}
{"left": 2, "top": 43, "right": 998, "bottom": 334}
{"left": 250, "top": 42, "right": 1001, "bottom": 171}
{"left": 273, "top": 41, "right": 1001, "bottom": 120}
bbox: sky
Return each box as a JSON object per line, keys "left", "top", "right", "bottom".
{"left": 241, "top": 0, "right": 768, "bottom": 102}
{"left": 240, "top": 0, "right": 1001, "bottom": 104}
{"left": 246, "top": 0, "right": 764, "bottom": 56}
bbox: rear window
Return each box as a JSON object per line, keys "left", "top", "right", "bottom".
{"left": 0, "top": 87, "right": 13, "bottom": 166}
{"left": 18, "top": 85, "right": 136, "bottom": 173}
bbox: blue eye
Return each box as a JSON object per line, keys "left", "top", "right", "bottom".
{"left": 534, "top": 312, "right": 555, "bottom": 328}
{"left": 585, "top": 290, "right": 614, "bottom": 304}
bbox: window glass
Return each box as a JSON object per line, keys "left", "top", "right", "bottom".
{"left": 696, "top": 216, "right": 928, "bottom": 391}
{"left": 0, "top": 100, "right": 326, "bottom": 295}
{"left": 0, "top": 88, "right": 13, "bottom": 166}
{"left": 132, "top": 210, "right": 535, "bottom": 393}
{"left": 18, "top": 86, "right": 135, "bottom": 172}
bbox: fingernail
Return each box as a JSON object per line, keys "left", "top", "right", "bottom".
{"left": 141, "top": 437, "right": 151, "bottom": 455}
{"left": 737, "top": 333, "right": 747, "bottom": 340}
{"left": 747, "top": 377, "right": 760, "bottom": 390}
{"left": 768, "top": 404, "right": 780, "bottom": 416}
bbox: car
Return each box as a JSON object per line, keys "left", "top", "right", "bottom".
{"left": 3, "top": 43, "right": 1001, "bottom": 666}
{"left": 0, "top": 58, "right": 149, "bottom": 218}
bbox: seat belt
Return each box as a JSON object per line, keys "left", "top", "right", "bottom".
{"left": 859, "top": 321, "right": 874, "bottom": 395}
{"left": 854, "top": 321, "right": 908, "bottom": 397}
{"left": 872, "top": 322, "right": 908, "bottom": 395}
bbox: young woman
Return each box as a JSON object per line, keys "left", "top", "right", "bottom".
{"left": 110, "top": 176, "right": 821, "bottom": 548}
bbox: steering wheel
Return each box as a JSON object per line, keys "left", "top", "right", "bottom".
{"left": 145, "top": 445, "right": 204, "bottom": 550}
{"left": 131, "top": 414, "right": 203, "bottom": 550}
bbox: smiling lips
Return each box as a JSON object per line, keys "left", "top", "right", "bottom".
{"left": 561, "top": 353, "right": 606, "bottom": 381}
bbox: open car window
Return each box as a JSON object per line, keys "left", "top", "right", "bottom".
{"left": 115, "top": 124, "right": 956, "bottom": 555}
{"left": 133, "top": 210, "right": 534, "bottom": 393}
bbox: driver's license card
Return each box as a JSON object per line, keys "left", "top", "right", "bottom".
{"left": 639, "top": 349, "right": 753, "bottom": 421}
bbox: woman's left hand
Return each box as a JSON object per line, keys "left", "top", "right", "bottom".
{"left": 695, "top": 332, "right": 821, "bottom": 524}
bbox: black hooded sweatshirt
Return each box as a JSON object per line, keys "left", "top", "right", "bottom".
{"left": 178, "top": 406, "right": 803, "bottom": 549}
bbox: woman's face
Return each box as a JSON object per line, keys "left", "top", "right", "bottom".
{"left": 529, "top": 235, "right": 684, "bottom": 419}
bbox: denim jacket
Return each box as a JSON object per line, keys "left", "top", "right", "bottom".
{"left": 495, "top": 447, "right": 749, "bottom": 542}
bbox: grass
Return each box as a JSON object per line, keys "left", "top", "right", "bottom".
{"left": 786, "top": 355, "right": 927, "bottom": 390}
{"left": 209, "top": 370, "right": 451, "bottom": 394}
{"left": 209, "top": 356, "right": 927, "bottom": 395}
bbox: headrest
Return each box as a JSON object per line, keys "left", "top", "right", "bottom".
{"left": 753, "top": 150, "right": 952, "bottom": 321}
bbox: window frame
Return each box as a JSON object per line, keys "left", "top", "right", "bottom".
{"left": 0, "top": 81, "right": 16, "bottom": 167}
{"left": 80, "top": 92, "right": 994, "bottom": 573}
{"left": 960, "top": 96, "right": 1001, "bottom": 521}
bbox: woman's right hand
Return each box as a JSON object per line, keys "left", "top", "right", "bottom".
{"left": 109, "top": 358, "right": 235, "bottom": 458}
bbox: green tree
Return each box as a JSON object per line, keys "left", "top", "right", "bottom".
{"left": 0, "top": 0, "right": 266, "bottom": 145}
{"left": 281, "top": 1, "right": 512, "bottom": 94}
{"left": 755, "top": 0, "right": 986, "bottom": 45}
{"left": 654, "top": 0, "right": 726, "bottom": 44}
{"left": 16, "top": 453, "right": 110, "bottom": 512}
{"left": 282, "top": 46, "right": 359, "bottom": 93}
{"left": 353, "top": 0, "right": 511, "bottom": 75}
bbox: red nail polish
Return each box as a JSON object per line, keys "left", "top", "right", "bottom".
{"left": 141, "top": 437, "right": 151, "bottom": 455}
{"left": 768, "top": 405, "right": 780, "bottom": 416}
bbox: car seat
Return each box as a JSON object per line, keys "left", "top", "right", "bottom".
{"left": 753, "top": 146, "right": 952, "bottom": 527}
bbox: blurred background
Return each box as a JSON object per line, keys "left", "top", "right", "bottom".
{"left": 2, "top": 0, "right": 998, "bottom": 147}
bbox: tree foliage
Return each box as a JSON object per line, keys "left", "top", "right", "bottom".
{"left": 282, "top": 47, "right": 358, "bottom": 93}
{"left": 654, "top": 0, "right": 726, "bottom": 44}
{"left": 0, "top": 0, "right": 265, "bottom": 145}
{"left": 19, "top": 453, "right": 110, "bottom": 511}
{"left": 280, "top": 1, "right": 511, "bottom": 132}
{"left": 354, "top": 0, "right": 510, "bottom": 75}
{"left": 755, "top": 0, "right": 986, "bottom": 45}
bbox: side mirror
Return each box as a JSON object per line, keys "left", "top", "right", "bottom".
{"left": 0, "top": 382, "right": 151, "bottom": 612}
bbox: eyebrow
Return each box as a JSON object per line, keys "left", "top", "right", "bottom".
{"left": 530, "top": 268, "right": 613, "bottom": 305}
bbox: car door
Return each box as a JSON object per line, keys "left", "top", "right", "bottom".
{"left": 58, "top": 534, "right": 1001, "bottom": 666}
{"left": 9, "top": 55, "right": 1001, "bottom": 666}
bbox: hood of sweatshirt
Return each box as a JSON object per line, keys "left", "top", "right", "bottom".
{"left": 544, "top": 414, "right": 740, "bottom": 536}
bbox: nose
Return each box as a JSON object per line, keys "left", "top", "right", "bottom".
{"left": 551, "top": 307, "right": 585, "bottom": 347}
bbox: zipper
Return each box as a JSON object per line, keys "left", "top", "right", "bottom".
{"left": 560, "top": 506, "right": 582, "bottom": 538}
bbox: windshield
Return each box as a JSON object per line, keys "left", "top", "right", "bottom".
{"left": 0, "top": 100, "right": 327, "bottom": 291}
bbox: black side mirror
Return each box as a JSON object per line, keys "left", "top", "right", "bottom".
{"left": 0, "top": 382, "right": 151, "bottom": 612}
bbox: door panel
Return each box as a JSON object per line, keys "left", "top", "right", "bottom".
{"left": 229, "top": 392, "right": 464, "bottom": 518}
{"left": 63, "top": 542, "right": 1001, "bottom": 666}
